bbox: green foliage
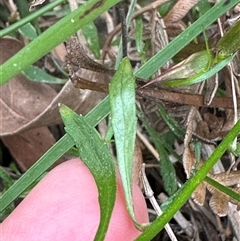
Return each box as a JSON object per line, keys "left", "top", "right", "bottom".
{"left": 0, "top": 0, "right": 121, "bottom": 85}
{"left": 22, "top": 65, "right": 67, "bottom": 84}
{"left": 82, "top": 21, "right": 101, "bottom": 59}
{"left": 59, "top": 105, "right": 116, "bottom": 241}
{"left": 134, "top": 0, "right": 239, "bottom": 80}
{"left": 141, "top": 116, "right": 178, "bottom": 196}
{"left": 109, "top": 58, "right": 139, "bottom": 224}
{"left": 135, "top": 120, "right": 240, "bottom": 241}
{"left": 1, "top": 0, "right": 240, "bottom": 240}
{"left": 18, "top": 22, "right": 38, "bottom": 40}
{"left": 0, "top": 96, "right": 111, "bottom": 212}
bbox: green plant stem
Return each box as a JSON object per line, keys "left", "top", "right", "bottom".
{"left": 135, "top": 120, "right": 240, "bottom": 241}
{"left": 0, "top": 0, "right": 65, "bottom": 38}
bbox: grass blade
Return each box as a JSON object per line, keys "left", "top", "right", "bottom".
{"left": 0, "top": 0, "right": 65, "bottom": 37}
{"left": 0, "top": 0, "right": 121, "bottom": 85}
{"left": 134, "top": 0, "right": 239, "bottom": 79}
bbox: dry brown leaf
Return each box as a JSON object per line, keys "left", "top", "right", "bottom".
{"left": 0, "top": 37, "right": 106, "bottom": 136}
{"left": 163, "top": 0, "right": 200, "bottom": 36}
{"left": 164, "top": 0, "right": 201, "bottom": 24}
{"left": 209, "top": 190, "right": 229, "bottom": 217}
{"left": 0, "top": 37, "right": 58, "bottom": 135}
{"left": 182, "top": 144, "right": 196, "bottom": 178}
{"left": 229, "top": 187, "right": 240, "bottom": 211}
{"left": 210, "top": 171, "right": 240, "bottom": 187}
{"left": 15, "top": 78, "right": 106, "bottom": 133}
{"left": 192, "top": 182, "right": 206, "bottom": 206}
{"left": 51, "top": 43, "right": 67, "bottom": 63}
{"left": 192, "top": 171, "right": 240, "bottom": 216}
{"left": 2, "top": 127, "right": 66, "bottom": 171}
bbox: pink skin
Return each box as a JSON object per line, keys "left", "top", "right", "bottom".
{"left": 1, "top": 159, "right": 148, "bottom": 240}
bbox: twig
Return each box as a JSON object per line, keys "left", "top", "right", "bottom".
{"left": 101, "top": 0, "right": 172, "bottom": 61}
{"left": 141, "top": 163, "right": 178, "bottom": 241}
{"left": 136, "top": 129, "right": 159, "bottom": 160}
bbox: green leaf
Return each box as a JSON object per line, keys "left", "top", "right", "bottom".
{"left": 22, "top": 65, "right": 67, "bottom": 84}
{"left": 157, "top": 104, "right": 185, "bottom": 140}
{"left": 0, "top": 96, "right": 111, "bottom": 212}
{"left": 216, "top": 19, "right": 240, "bottom": 60}
{"left": 109, "top": 58, "right": 137, "bottom": 222}
{"left": 59, "top": 104, "right": 116, "bottom": 241}
{"left": 157, "top": 144, "right": 178, "bottom": 196}
{"left": 18, "top": 23, "right": 38, "bottom": 40}
{"left": 0, "top": 166, "right": 15, "bottom": 191}
{"left": 134, "top": 0, "right": 239, "bottom": 79}
{"left": 82, "top": 21, "right": 100, "bottom": 59}
{"left": 196, "top": 0, "right": 212, "bottom": 17}
{"left": 165, "top": 50, "right": 234, "bottom": 87}
{"left": 140, "top": 112, "right": 178, "bottom": 196}
{"left": 135, "top": 17, "right": 143, "bottom": 54}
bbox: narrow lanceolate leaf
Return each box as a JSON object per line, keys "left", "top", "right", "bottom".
{"left": 109, "top": 58, "right": 137, "bottom": 223}
{"left": 22, "top": 65, "right": 67, "bottom": 84}
{"left": 59, "top": 104, "right": 116, "bottom": 241}
{"left": 82, "top": 21, "right": 100, "bottom": 59}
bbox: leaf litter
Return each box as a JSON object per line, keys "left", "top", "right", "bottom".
{"left": 1, "top": 0, "right": 240, "bottom": 240}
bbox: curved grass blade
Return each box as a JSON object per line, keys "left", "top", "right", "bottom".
{"left": 59, "top": 104, "right": 116, "bottom": 241}
{"left": 165, "top": 54, "right": 234, "bottom": 87}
